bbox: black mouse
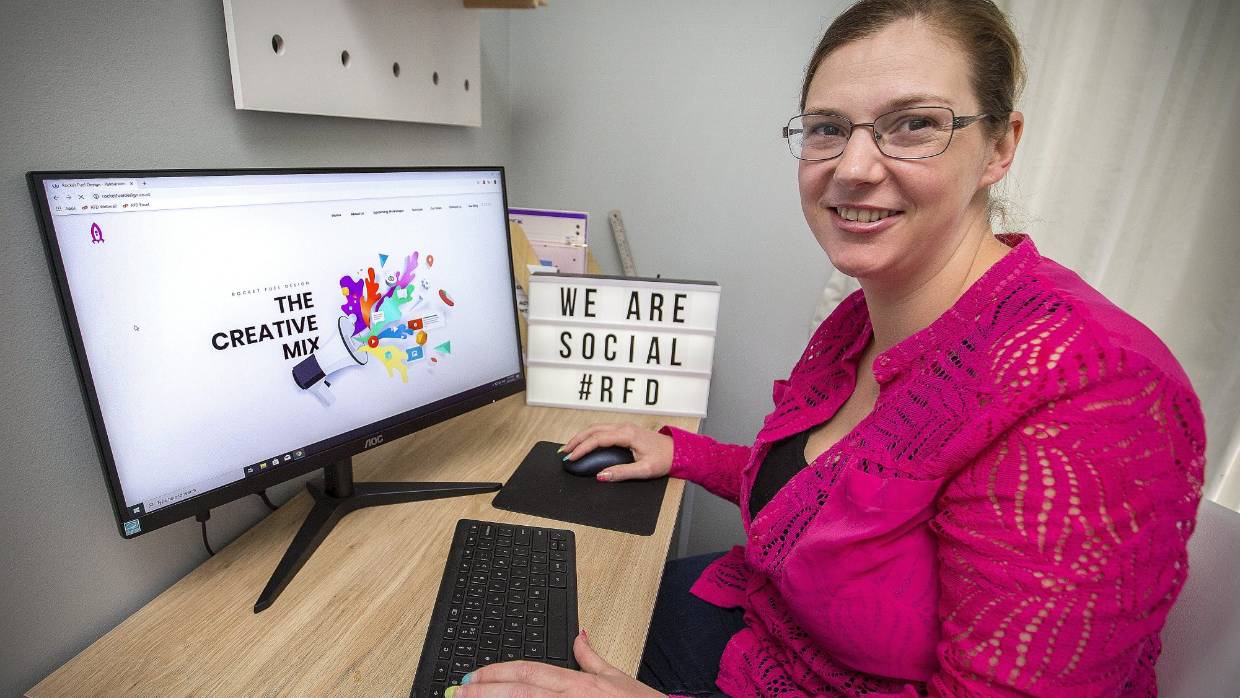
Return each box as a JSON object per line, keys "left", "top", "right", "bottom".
{"left": 562, "top": 446, "right": 635, "bottom": 476}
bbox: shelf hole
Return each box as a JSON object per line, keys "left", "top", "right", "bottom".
{"left": 464, "top": 79, "right": 470, "bottom": 91}
{"left": 272, "top": 34, "right": 285, "bottom": 55}
{"left": 392, "top": 62, "right": 401, "bottom": 77}
{"left": 340, "top": 50, "right": 351, "bottom": 67}
{"left": 432, "top": 71, "right": 439, "bottom": 85}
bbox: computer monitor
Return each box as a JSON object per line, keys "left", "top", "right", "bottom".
{"left": 29, "top": 167, "right": 525, "bottom": 611}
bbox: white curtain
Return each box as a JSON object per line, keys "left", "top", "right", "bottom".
{"left": 813, "top": 0, "right": 1240, "bottom": 509}
{"left": 998, "top": 0, "right": 1240, "bottom": 510}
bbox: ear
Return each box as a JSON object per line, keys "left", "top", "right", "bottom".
{"left": 980, "top": 110, "right": 1023, "bottom": 187}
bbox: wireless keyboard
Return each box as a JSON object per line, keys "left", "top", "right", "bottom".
{"left": 410, "top": 519, "right": 579, "bottom": 697}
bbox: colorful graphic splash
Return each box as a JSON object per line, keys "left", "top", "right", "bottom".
{"left": 338, "top": 251, "right": 455, "bottom": 383}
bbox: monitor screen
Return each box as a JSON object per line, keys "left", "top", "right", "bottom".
{"left": 32, "top": 168, "right": 524, "bottom": 538}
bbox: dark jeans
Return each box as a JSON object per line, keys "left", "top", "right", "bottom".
{"left": 638, "top": 552, "right": 745, "bottom": 697}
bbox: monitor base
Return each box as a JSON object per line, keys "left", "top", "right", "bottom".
{"left": 253, "top": 457, "right": 501, "bottom": 613}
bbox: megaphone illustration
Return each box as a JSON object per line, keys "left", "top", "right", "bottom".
{"left": 291, "top": 316, "right": 368, "bottom": 406}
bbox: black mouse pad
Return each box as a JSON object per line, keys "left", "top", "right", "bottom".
{"left": 491, "top": 441, "right": 668, "bottom": 536}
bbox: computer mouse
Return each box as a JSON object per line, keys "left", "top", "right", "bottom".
{"left": 562, "top": 446, "right": 635, "bottom": 477}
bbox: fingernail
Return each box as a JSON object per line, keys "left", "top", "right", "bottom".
{"left": 561, "top": 454, "right": 570, "bottom": 461}
{"left": 445, "top": 686, "right": 458, "bottom": 698}
{"left": 556, "top": 445, "right": 564, "bottom": 452}
{"left": 581, "top": 628, "right": 588, "bottom": 638}
{"left": 597, "top": 472, "right": 611, "bottom": 481}
{"left": 461, "top": 672, "right": 474, "bottom": 684}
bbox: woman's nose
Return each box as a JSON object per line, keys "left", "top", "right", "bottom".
{"left": 832, "top": 127, "right": 887, "bottom": 186}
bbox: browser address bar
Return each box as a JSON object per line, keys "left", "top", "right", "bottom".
{"left": 52, "top": 179, "right": 500, "bottom": 216}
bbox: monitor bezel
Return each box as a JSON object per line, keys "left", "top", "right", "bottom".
{"left": 28, "top": 166, "right": 526, "bottom": 539}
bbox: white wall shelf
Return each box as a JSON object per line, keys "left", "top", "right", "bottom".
{"left": 223, "top": 0, "right": 481, "bottom": 126}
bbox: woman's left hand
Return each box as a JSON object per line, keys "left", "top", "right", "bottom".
{"left": 448, "top": 630, "right": 665, "bottom": 697}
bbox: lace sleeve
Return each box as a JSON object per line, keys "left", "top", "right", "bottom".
{"left": 924, "top": 357, "right": 1205, "bottom": 696}
{"left": 659, "top": 425, "right": 751, "bottom": 505}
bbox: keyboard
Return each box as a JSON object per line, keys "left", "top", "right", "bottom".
{"left": 410, "top": 519, "right": 579, "bottom": 697}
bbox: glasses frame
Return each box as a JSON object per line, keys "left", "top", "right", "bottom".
{"left": 782, "top": 106, "right": 992, "bottom": 161}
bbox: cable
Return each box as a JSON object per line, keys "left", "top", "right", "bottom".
{"left": 257, "top": 489, "right": 278, "bottom": 511}
{"left": 195, "top": 510, "right": 214, "bottom": 557}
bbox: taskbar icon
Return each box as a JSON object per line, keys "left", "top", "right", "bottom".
{"left": 244, "top": 448, "right": 308, "bottom": 477}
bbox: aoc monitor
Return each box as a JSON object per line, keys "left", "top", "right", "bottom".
{"left": 30, "top": 167, "right": 525, "bottom": 610}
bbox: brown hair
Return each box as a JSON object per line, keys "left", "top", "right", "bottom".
{"left": 801, "top": 0, "right": 1025, "bottom": 141}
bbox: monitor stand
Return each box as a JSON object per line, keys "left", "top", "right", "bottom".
{"left": 253, "top": 457, "right": 500, "bottom": 613}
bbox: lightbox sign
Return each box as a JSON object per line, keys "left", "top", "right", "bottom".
{"left": 525, "top": 273, "right": 719, "bottom": 417}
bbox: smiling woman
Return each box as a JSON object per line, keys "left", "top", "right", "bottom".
{"left": 455, "top": 1, "right": 1207, "bottom": 697}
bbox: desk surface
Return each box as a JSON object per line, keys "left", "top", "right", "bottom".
{"left": 30, "top": 395, "right": 697, "bottom": 697}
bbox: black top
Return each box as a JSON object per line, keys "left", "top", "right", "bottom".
{"left": 749, "top": 429, "right": 811, "bottom": 519}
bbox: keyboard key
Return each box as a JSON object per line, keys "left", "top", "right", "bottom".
{"left": 451, "top": 658, "right": 475, "bottom": 674}
{"left": 459, "top": 626, "right": 479, "bottom": 642}
{"left": 479, "top": 636, "right": 500, "bottom": 652}
{"left": 524, "top": 643, "right": 545, "bottom": 659}
{"left": 532, "top": 529, "right": 548, "bottom": 552}
{"left": 549, "top": 573, "right": 567, "bottom": 588}
{"left": 438, "top": 643, "right": 453, "bottom": 660}
{"left": 433, "top": 662, "right": 449, "bottom": 682}
{"left": 503, "top": 632, "right": 522, "bottom": 648}
{"left": 547, "top": 587, "right": 569, "bottom": 660}
{"left": 525, "top": 628, "right": 545, "bottom": 643}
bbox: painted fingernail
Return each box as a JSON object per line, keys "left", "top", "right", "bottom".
{"left": 597, "top": 472, "right": 612, "bottom": 481}
{"left": 461, "top": 672, "right": 474, "bottom": 684}
{"left": 445, "top": 686, "right": 458, "bottom": 698}
{"left": 581, "top": 628, "right": 589, "bottom": 638}
{"left": 561, "top": 454, "right": 570, "bottom": 461}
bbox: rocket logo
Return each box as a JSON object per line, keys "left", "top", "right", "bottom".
{"left": 90, "top": 222, "right": 105, "bottom": 244}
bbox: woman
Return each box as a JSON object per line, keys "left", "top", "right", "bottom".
{"left": 454, "top": 0, "right": 1205, "bottom": 695}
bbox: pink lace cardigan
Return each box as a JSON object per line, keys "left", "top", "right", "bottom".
{"left": 661, "top": 235, "right": 1205, "bottom": 696}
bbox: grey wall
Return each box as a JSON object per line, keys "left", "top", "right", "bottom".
{"left": 0, "top": 3, "right": 511, "bottom": 695}
{"left": 506, "top": 1, "right": 850, "bottom": 556}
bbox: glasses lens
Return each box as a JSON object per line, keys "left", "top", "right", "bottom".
{"left": 789, "top": 114, "right": 850, "bottom": 160}
{"left": 875, "top": 107, "right": 954, "bottom": 158}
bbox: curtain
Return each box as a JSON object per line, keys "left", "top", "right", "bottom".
{"left": 812, "top": 0, "right": 1240, "bottom": 509}
{"left": 997, "top": 0, "right": 1240, "bottom": 510}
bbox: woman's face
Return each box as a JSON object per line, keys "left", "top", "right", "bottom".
{"left": 798, "top": 19, "right": 1014, "bottom": 286}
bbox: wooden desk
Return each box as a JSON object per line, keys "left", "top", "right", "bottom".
{"left": 29, "top": 395, "right": 696, "bottom": 696}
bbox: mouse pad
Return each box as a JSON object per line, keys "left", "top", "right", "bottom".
{"left": 491, "top": 441, "right": 668, "bottom": 536}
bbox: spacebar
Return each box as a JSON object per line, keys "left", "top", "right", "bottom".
{"left": 546, "top": 587, "right": 569, "bottom": 660}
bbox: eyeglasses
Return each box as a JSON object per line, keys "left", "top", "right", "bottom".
{"left": 782, "top": 106, "right": 990, "bottom": 161}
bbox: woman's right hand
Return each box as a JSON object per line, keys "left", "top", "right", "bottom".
{"left": 560, "top": 423, "right": 674, "bottom": 482}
